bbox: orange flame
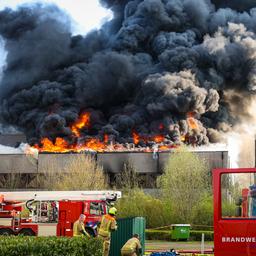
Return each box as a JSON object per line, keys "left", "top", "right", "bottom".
{"left": 180, "top": 135, "right": 186, "bottom": 142}
{"left": 33, "top": 112, "right": 110, "bottom": 153}
{"left": 71, "top": 112, "right": 90, "bottom": 137}
{"left": 34, "top": 137, "right": 108, "bottom": 153}
{"left": 133, "top": 131, "right": 140, "bottom": 145}
{"left": 104, "top": 134, "right": 109, "bottom": 144}
{"left": 33, "top": 112, "right": 185, "bottom": 153}
{"left": 153, "top": 135, "right": 165, "bottom": 143}
{"left": 34, "top": 137, "right": 70, "bottom": 153}
{"left": 187, "top": 112, "right": 198, "bottom": 130}
{"left": 159, "top": 144, "right": 178, "bottom": 151}
{"left": 33, "top": 134, "right": 182, "bottom": 153}
{"left": 187, "top": 118, "right": 198, "bottom": 130}
{"left": 83, "top": 138, "right": 106, "bottom": 152}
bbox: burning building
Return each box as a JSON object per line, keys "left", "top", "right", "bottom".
{"left": 1, "top": 0, "right": 256, "bottom": 150}
{"left": 0, "top": 0, "right": 255, "bottom": 182}
{"left": 0, "top": 146, "right": 229, "bottom": 188}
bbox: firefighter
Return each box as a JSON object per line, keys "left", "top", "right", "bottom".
{"left": 98, "top": 207, "right": 118, "bottom": 256}
{"left": 73, "top": 214, "right": 90, "bottom": 237}
{"left": 121, "top": 234, "right": 142, "bottom": 256}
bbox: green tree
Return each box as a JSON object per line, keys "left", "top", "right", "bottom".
{"left": 0, "top": 173, "right": 23, "bottom": 189}
{"left": 116, "top": 188, "right": 173, "bottom": 228}
{"left": 157, "top": 147, "right": 210, "bottom": 223}
{"left": 115, "top": 162, "right": 173, "bottom": 228}
{"left": 115, "top": 162, "right": 141, "bottom": 190}
{"left": 191, "top": 195, "right": 213, "bottom": 227}
{"left": 33, "top": 155, "right": 108, "bottom": 190}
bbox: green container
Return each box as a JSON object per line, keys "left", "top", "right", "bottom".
{"left": 109, "top": 217, "right": 146, "bottom": 256}
{"left": 171, "top": 224, "right": 191, "bottom": 240}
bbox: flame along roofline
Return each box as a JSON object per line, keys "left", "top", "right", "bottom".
{"left": 36, "top": 148, "right": 229, "bottom": 154}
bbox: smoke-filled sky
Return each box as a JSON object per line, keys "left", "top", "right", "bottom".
{"left": 1, "top": 0, "right": 256, "bottom": 147}
{"left": 0, "top": 0, "right": 112, "bottom": 34}
{"left": 0, "top": 0, "right": 112, "bottom": 77}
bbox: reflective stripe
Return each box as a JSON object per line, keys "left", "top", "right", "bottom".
{"left": 98, "top": 215, "right": 113, "bottom": 237}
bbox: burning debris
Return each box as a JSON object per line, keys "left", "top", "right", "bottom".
{"left": 1, "top": 1, "right": 256, "bottom": 152}
{"left": 33, "top": 109, "right": 203, "bottom": 152}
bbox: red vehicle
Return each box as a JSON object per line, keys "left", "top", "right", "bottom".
{"left": 0, "top": 190, "right": 121, "bottom": 237}
{"left": 214, "top": 168, "right": 256, "bottom": 256}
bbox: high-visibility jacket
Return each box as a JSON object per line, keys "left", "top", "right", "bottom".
{"left": 73, "top": 220, "right": 89, "bottom": 237}
{"left": 98, "top": 214, "right": 117, "bottom": 238}
{"left": 121, "top": 237, "right": 142, "bottom": 254}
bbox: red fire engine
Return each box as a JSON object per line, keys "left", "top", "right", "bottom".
{"left": 213, "top": 168, "right": 256, "bottom": 256}
{"left": 0, "top": 190, "right": 121, "bottom": 237}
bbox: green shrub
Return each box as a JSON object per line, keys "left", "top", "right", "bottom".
{"left": 146, "top": 229, "right": 171, "bottom": 241}
{"left": 116, "top": 189, "right": 173, "bottom": 228}
{"left": 191, "top": 195, "right": 214, "bottom": 227}
{"left": 222, "top": 201, "right": 236, "bottom": 217}
{"left": 190, "top": 230, "right": 214, "bottom": 241}
{"left": 146, "top": 229, "right": 214, "bottom": 241}
{"left": 0, "top": 236, "right": 102, "bottom": 256}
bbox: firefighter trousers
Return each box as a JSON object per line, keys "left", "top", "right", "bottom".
{"left": 99, "top": 235, "right": 111, "bottom": 256}
{"left": 121, "top": 252, "right": 137, "bottom": 256}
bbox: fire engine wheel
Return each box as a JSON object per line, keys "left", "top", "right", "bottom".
{"left": 19, "top": 228, "right": 35, "bottom": 236}
{"left": 0, "top": 228, "right": 14, "bottom": 236}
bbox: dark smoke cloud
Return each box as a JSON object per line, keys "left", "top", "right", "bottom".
{"left": 212, "top": 0, "right": 256, "bottom": 12}
{"left": 0, "top": 4, "right": 73, "bottom": 97}
{"left": 140, "top": 70, "right": 219, "bottom": 116}
{"left": 1, "top": 0, "right": 256, "bottom": 147}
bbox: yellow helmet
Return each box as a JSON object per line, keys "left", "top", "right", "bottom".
{"left": 108, "top": 207, "right": 117, "bottom": 215}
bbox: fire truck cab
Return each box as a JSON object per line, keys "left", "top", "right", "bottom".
{"left": 214, "top": 168, "right": 256, "bottom": 256}
{"left": 0, "top": 191, "right": 121, "bottom": 237}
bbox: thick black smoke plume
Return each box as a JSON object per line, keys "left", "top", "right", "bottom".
{"left": 1, "top": 0, "right": 256, "bottom": 148}
{"left": 212, "top": 0, "right": 256, "bottom": 11}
